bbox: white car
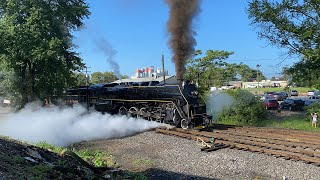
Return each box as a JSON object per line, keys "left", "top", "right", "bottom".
{"left": 307, "top": 90, "right": 319, "bottom": 97}
{"left": 247, "top": 84, "right": 257, "bottom": 88}
{"left": 221, "top": 85, "right": 235, "bottom": 90}
{"left": 3, "top": 99, "right": 11, "bottom": 106}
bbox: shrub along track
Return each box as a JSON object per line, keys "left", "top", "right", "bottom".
{"left": 155, "top": 125, "right": 320, "bottom": 166}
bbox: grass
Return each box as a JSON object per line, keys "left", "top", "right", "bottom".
{"left": 35, "top": 142, "right": 116, "bottom": 168}
{"left": 217, "top": 114, "right": 320, "bottom": 132}
{"left": 256, "top": 116, "right": 320, "bottom": 132}
{"left": 132, "top": 158, "right": 155, "bottom": 167}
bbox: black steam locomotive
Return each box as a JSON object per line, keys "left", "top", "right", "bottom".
{"left": 64, "top": 80, "right": 212, "bottom": 129}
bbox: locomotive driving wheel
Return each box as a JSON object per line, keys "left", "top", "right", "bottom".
{"left": 128, "top": 107, "right": 139, "bottom": 117}
{"left": 181, "top": 119, "right": 189, "bottom": 129}
{"left": 138, "top": 107, "right": 149, "bottom": 119}
{"left": 118, "top": 106, "right": 128, "bottom": 116}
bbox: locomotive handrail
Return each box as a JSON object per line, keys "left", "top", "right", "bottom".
{"left": 99, "top": 98, "right": 173, "bottom": 103}
{"left": 176, "top": 85, "right": 190, "bottom": 118}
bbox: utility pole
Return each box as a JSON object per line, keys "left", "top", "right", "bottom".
{"left": 84, "top": 66, "right": 91, "bottom": 111}
{"left": 256, "top": 64, "right": 261, "bottom": 91}
{"left": 162, "top": 54, "right": 165, "bottom": 84}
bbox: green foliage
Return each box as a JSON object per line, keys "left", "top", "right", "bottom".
{"left": 75, "top": 149, "right": 114, "bottom": 167}
{"left": 283, "top": 59, "right": 320, "bottom": 88}
{"left": 0, "top": 0, "right": 90, "bottom": 107}
{"left": 305, "top": 102, "right": 320, "bottom": 117}
{"left": 27, "top": 164, "right": 53, "bottom": 180}
{"left": 91, "top": 71, "right": 118, "bottom": 84}
{"left": 132, "top": 158, "right": 155, "bottom": 167}
{"left": 73, "top": 72, "right": 89, "bottom": 86}
{"left": 185, "top": 50, "right": 234, "bottom": 91}
{"left": 35, "top": 142, "right": 115, "bottom": 168}
{"left": 216, "top": 90, "right": 266, "bottom": 124}
{"left": 185, "top": 50, "right": 266, "bottom": 92}
{"left": 237, "top": 63, "right": 266, "bottom": 81}
{"left": 247, "top": 0, "right": 320, "bottom": 87}
{"left": 35, "top": 141, "right": 65, "bottom": 154}
{"left": 257, "top": 114, "right": 320, "bottom": 132}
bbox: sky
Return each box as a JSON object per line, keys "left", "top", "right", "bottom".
{"left": 72, "top": 0, "right": 299, "bottom": 79}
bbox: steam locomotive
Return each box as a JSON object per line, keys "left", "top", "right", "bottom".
{"left": 64, "top": 80, "right": 212, "bottom": 129}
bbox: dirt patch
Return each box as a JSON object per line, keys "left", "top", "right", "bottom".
{"left": 0, "top": 137, "right": 102, "bottom": 179}
{"left": 75, "top": 137, "right": 162, "bottom": 172}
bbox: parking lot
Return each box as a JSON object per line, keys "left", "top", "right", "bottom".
{"left": 260, "top": 90, "right": 319, "bottom": 111}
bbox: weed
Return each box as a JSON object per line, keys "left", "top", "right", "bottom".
{"left": 26, "top": 164, "right": 53, "bottom": 179}
{"left": 132, "top": 158, "right": 155, "bottom": 167}
{"left": 34, "top": 142, "right": 116, "bottom": 168}
{"left": 35, "top": 141, "right": 66, "bottom": 154}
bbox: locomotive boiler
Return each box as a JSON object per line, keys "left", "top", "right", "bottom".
{"left": 65, "top": 80, "right": 212, "bottom": 129}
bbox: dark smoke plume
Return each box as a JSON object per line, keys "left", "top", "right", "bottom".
{"left": 95, "top": 38, "right": 122, "bottom": 80}
{"left": 165, "top": 0, "right": 200, "bottom": 80}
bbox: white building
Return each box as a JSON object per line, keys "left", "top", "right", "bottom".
{"left": 132, "top": 67, "right": 168, "bottom": 78}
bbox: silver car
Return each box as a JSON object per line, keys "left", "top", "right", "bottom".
{"left": 290, "top": 90, "right": 298, "bottom": 96}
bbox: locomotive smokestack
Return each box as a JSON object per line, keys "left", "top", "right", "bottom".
{"left": 165, "top": 0, "right": 200, "bottom": 81}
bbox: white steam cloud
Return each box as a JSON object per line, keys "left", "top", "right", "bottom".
{"left": 0, "top": 103, "right": 161, "bottom": 147}
{"left": 206, "top": 91, "right": 234, "bottom": 120}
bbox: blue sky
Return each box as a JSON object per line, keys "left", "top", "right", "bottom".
{"left": 72, "top": 0, "right": 299, "bottom": 79}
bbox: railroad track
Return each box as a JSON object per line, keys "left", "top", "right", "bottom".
{"left": 155, "top": 126, "right": 320, "bottom": 165}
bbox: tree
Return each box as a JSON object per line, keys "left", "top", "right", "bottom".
{"left": 121, "top": 75, "right": 129, "bottom": 79}
{"left": 91, "top": 71, "right": 118, "bottom": 84}
{"left": 237, "top": 63, "right": 266, "bottom": 81}
{"left": 247, "top": 0, "right": 320, "bottom": 85}
{"left": 185, "top": 50, "right": 235, "bottom": 91}
{"left": 283, "top": 58, "right": 320, "bottom": 88}
{"left": 247, "top": 0, "right": 319, "bottom": 59}
{"left": 0, "top": 0, "right": 90, "bottom": 107}
{"left": 73, "top": 73, "right": 88, "bottom": 86}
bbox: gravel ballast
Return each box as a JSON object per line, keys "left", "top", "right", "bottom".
{"left": 76, "top": 131, "right": 320, "bottom": 180}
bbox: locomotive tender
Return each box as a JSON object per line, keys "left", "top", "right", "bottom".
{"left": 65, "top": 80, "right": 212, "bottom": 129}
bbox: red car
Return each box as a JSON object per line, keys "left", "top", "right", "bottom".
{"left": 262, "top": 99, "right": 279, "bottom": 110}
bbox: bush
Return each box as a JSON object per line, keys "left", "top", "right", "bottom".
{"left": 216, "top": 90, "right": 266, "bottom": 125}
{"left": 305, "top": 102, "right": 320, "bottom": 119}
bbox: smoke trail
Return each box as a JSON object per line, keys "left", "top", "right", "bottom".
{"left": 207, "top": 91, "right": 234, "bottom": 120}
{"left": 0, "top": 103, "right": 163, "bottom": 147}
{"left": 165, "top": 0, "right": 201, "bottom": 80}
{"left": 95, "top": 38, "right": 122, "bottom": 80}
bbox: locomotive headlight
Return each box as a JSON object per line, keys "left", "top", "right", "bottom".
{"left": 191, "top": 91, "right": 199, "bottom": 96}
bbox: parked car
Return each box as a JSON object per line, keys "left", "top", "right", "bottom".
{"left": 262, "top": 99, "right": 279, "bottom": 110}
{"left": 290, "top": 90, "right": 298, "bottom": 96}
{"left": 307, "top": 90, "right": 319, "bottom": 97}
{"left": 279, "top": 98, "right": 304, "bottom": 111}
{"left": 272, "top": 92, "right": 288, "bottom": 101}
{"left": 263, "top": 92, "right": 275, "bottom": 99}
{"left": 309, "top": 96, "right": 319, "bottom": 99}
{"left": 304, "top": 99, "right": 319, "bottom": 106}
{"left": 221, "top": 85, "right": 235, "bottom": 90}
{"left": 247, "top": 84, "right": 257, "bottom": 88}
